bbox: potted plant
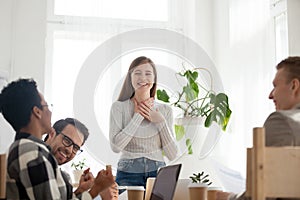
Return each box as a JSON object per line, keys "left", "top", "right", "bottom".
{"left": 189, "top": 171, "right": 212, "bottom": 186}
{"left": 157, "top": 67, "right": 232, "bottom": 154}
{"left": 71, "top": 158, "right": 87, "bottom": 183}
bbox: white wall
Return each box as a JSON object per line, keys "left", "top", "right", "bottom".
{"left": 287, "top": 0, "right": 300, "bottom": 55}
{"left": 0, "top": 0, "right": 12, "bottom": 73}
{"left": 178, "top": 0, "right": 214, "bottom": 57}
{"left": 0, "top": 74, "right": 14, "bottom": 153}
{"left": 0, "top": 0, "right": 46, "bottom": 90}
{"left": 0, "top": 0, "right": 47, "bottom": 153}
{"left": 0, "top": 0, "right": 15, "bottom": 153}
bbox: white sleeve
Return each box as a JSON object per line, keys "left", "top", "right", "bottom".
{"left": 156, "top": 105, "right": 178, "bottom": 160}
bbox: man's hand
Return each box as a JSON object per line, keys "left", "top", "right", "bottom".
{"left": 89, "top": 168, "right": 115, "bottom": 198}
{"left": 74, "top": 168, "right": 94, "bottom": 195}
{"left": 99, "top": 182, "right": 118, "bottom": 200}
{"left": 94, "top": 169, "right": 114, "bottom": 191}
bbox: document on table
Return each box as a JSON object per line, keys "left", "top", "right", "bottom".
{"left": 119, "top": 191, "right": 128, "bottom": 200}
{"left": 212, "top": 160, "right": 246, "bottom": 194}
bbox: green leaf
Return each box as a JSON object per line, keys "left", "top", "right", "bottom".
{"left": 156, "top": 89, "right": 170, "bottom": 103}
{"left": 186, "top": 138, "right": 193, "bottom": 154}
{"left": 183, "top": 80, "right": 199, "bottom": 102}
{"left": 189, "top": 171, "right": 212, "bottom": 185}
{"left": 175, "top": 125, "right": 185, "bottom": 141}
{"left": 184, "top": 70, "right": 198, "bottom": 85}
{"left": 71, "top": 158, "right": 86, "bottom": 170}
{"left": 204, "top": 93, "right": 232, "bottom": 131}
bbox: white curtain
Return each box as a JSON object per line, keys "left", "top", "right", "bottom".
{"left": 213, "top": 0, "right": 275, "bottom": 177}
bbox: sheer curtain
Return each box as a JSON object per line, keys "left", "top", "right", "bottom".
{"left": 212, "top": 0, "right": 275, "bottom": 180}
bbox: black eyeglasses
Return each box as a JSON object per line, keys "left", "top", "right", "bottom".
{"left": 59, "top": 132, "right": 83, "bottom": 154}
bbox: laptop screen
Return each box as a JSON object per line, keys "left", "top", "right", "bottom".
{"left": 150, "top": 164, "right": 182, "bottom": 200}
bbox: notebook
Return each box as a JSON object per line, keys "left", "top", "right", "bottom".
{"left": 149, "top": 164, "right": 182, "bottom": 200}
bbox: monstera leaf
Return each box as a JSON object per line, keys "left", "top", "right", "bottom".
{"left": 203, "top": 93, "right": 232, "bottom": 131}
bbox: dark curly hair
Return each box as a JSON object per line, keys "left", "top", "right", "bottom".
{"left": 0, "top": 78, "right": 42, "bottom": 131}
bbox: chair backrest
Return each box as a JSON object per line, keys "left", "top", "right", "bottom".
{"left": 246, "top": 127, "right": 300, "bottom": 200}
{"left": 0, "top": 154, "right": 6, "bottom": 199}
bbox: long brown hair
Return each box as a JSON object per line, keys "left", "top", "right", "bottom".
{"left": 118, "top": 56, "right": 157, "bottom": 101}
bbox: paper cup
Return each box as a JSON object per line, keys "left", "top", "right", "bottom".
{"left": 188, "top": 183, "right": 208, "bottom": 200}
{"left": 207, "top": 187, "right": 222, "bottom": 200}
{"left": 127, "top": 186, "right": 145, "bottom": 200}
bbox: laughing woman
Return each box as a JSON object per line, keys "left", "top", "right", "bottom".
{"left": 109, "top": 56, "right": 178, "bottom": 191}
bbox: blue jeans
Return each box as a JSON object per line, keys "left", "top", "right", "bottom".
{"left": 116, "top": 157, "right": 165, "bottom": 193}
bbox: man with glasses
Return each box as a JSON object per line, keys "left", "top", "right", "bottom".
{"left": 0, "top": 78, "right": 114, "bottom": 199}
{"left": 45, "top": 118, "right": 118, "bottom": 200}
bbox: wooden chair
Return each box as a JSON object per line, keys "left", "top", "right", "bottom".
{"left": 245, "top": 127, "right": 300, "bottom": 200}
{"left": 0, "top": 154, "right": 6, "bottom": 199}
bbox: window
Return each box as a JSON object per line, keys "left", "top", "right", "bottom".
{"left": 275, "top": 12, "right": 288, "bottom": 63}
{"left": 54, "top": 0, "right": 168, "bottom": 21}
{"left": 46, "top": 0, "right": 174, "bottom": 172}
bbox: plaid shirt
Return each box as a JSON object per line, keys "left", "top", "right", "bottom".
{"left": 6, "top": 132, "right": 67, "bottom": 200}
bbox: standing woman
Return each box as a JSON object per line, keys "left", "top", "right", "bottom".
{"left": 109, "top": 56, "right": 178, "bottom": 190}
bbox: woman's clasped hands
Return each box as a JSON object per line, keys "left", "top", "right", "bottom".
{"left": 134, "top": 97, "right": 164, "bottom": 123}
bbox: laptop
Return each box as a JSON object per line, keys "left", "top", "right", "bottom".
{"left": 149, "top": 164, "right": 182, "bottom": 200}
{"left": 173, "top": 179, "right": 190, "bottom": 200}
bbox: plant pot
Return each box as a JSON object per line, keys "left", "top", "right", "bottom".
{"left": 174, "top": 117, "right": 221, "bottom": 159}
{"left": 72, "top": 169, "right": 84, "bottom": 184}
{"left": 175, "top": 117, "right": 207, "bottom": 155}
